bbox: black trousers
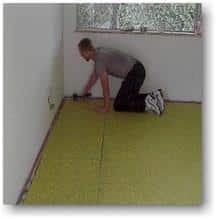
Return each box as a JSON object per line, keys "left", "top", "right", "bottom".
{"left": 113, "top": 61, "right": 148, "bottom": 112}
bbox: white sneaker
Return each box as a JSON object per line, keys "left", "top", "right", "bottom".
{"left": 145, "top": 94, "right": 161, "bottom": 115}
{"left": 151, "top": 89, "right": 165, "bottom": 113}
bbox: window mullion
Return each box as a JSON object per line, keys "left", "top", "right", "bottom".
{"left": 158, "top": 5, "right": 165, "bottom": 32}
{"left": 92, "top": 4, "right": 95, "bottom": 28}
{"left": 111, "top": 4, "right": 119, "bottom": 30}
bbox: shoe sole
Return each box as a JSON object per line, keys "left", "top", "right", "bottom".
{"left": 146, "top": 96, "right": 161, "bottom": 116}
{"left": 155, "top": 89, "right": 165, "bottom": 114}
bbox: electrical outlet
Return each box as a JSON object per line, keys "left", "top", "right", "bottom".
{"left": 48, "top": 96, "right": 55, "bottom": 110}
{"left": 50, "top": 103, "right": 55, "bottom": 110}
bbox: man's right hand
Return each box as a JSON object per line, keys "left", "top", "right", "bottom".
{"left": 81, "top": 92, "right": 91, "bottom": 98}
{"left": 82, "top": 71, "right": 99, "bottom": 98}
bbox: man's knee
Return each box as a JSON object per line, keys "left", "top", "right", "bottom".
{"left": 113, "top": 100, "right": 122, "bottom": 111}
{"left": 114, "top": 99, "right": 128, "bottom": 112}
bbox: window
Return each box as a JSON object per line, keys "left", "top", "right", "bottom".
{"left": 76, "top": 3, "right": 202, "bottom": 35}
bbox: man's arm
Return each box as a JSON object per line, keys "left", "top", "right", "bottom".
{"left": 99, "top": 71, "right": 110, "bottom": 111}
{"left": 81, "top": 70, "right": 99, "bottom": 96}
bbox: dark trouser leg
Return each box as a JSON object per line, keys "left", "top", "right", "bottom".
{"left": 113, "top": 62, "right": 149, "bottom": 112}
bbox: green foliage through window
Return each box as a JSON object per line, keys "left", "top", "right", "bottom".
{"left": 76, "top": 3, "right": 201, "bottom": 34}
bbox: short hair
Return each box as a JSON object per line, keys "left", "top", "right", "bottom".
{"left": 78, "top": 38, "right": 94, "bottom": 51}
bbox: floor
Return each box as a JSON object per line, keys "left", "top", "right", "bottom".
{"left": 24, "top": 99, "right": 202, "bottom": 205}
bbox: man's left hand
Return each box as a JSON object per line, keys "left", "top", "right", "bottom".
{"left": 95, "top": 106, "right": 109, "bottom": 113}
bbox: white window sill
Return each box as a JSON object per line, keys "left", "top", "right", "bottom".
{"left": 75, "top": 28, "right": 201, "bottom": 37}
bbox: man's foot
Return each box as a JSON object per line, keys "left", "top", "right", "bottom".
{"left": 151, "top": 89, "right": 165, "bottom": 113}
{"left": 145, "top": 94, "right": 161, "bottom": 115}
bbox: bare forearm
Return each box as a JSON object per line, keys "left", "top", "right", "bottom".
{"left": 103, "top": 89, "right": 110, "bottom": 109}
{"left": 82, "top": 72, "right": 98, "bottom": 95}
{"left": 96, "top": 72, "right": 110, "bottom": 113}
{"left": 100, "top": 74, "right": 110, "bottom": 109}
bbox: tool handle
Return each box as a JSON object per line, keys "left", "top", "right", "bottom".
{"left": 72, "top": 92, "right": 92, "bottom": 101}
{"left": 83, "top": 92, "right": 92, "bottom": 97}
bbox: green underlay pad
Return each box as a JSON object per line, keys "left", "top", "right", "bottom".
{"left": 24, "top": 100, "right": 201, "bottom": 205}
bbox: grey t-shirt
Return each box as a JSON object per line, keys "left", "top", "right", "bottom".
{"left": 94, "top": 47, "right": 137, "bottom": 78}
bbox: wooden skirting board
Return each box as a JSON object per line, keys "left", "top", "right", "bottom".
{"left": 64, "top": 96, "right": 201, "bottom": 104}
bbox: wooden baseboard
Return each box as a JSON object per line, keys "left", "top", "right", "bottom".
{"left": 16, "top": 98, "right": 65, "bottom": 205}
{"left": 64, "top": 96, "right": 201, "bottom": 104}
{"left": 165, "top": 100, "right": 201, "bottom": 104}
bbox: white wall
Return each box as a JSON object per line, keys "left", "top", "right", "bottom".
{"left": 64, "top": 5, "right": 202, "bottom": 102}
{"left": 4, "top": 4, "right": 64, "bottom": 204}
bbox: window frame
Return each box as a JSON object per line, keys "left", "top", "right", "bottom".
{"left": 76, "top": 4, "right": 202, "bottom": 37}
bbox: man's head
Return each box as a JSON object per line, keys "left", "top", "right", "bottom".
{"left": 78, "top": 38, "right": 95, "bottom": 62}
